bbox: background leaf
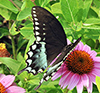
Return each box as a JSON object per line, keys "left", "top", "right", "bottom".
{"left": 20, "top": 23, "right": 33, "bottom": 38}
{"left": 0, "top": 28, "right": 9, "bottom": 38}
{"left": 39, "top": 0, "right": 51, "bottom": 7}
{"left": 17, "top": 7, "right": 31, "bottom": 20}
{"left": 9, "top": 22, "right": 19, "bottom": 35}
{"left": 0, "top": 57, "right": 21, "bottom": 75}
{"left": 0, "top": 7, "right": 12, "bottom": 20}
{"left": 51, "top": 3, "right": 62, "bottom": 14}
{"left": 61, "top": 0, "right": 78, "bottom": 23}
{"left": 96, "top": 76, "right": 100, "bottom": 92}
{"left": 0, "top": 0, "right": 18, "bottom": 14}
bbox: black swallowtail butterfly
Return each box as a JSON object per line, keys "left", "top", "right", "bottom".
{"left": 18, "top": 6, "right": 81, "bottom": 90}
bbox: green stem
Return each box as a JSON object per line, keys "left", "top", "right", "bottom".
{"left": 94, "top": 39, "right": 99, "bottom": 49}
{"left": 64, "top": 88, "right": 69, "bottom": 93}
{"left": 9, "top": 0, "right": 21, "bottom": 11}
{"left": 11, "top": 35, "right": 16, "bottom": 59}
{"left": 31, "top": 0, "right": 37, "bottom": 6}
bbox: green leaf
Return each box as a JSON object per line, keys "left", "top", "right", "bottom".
{"left": 39, "top": 0, "right": 51, "bottom": 7}
{"left": 94, "top": 0, "right": 100, "bottom": 8}
{"left": 82, "top": 0, "right": 92, "bottom": 21}
{"left": 83, "top": 25, "right": 100, "bottom": 30}
{"left": 17, "top": 52, "right": 25, "bottom": 63}
{"left": 17, "top": 7, "right": 31, "bottom": 20}
{"left": 16, "top": 39, "right": 28, "bottom": 54}
{"left": 9, "top": 22, "right": 19, "bottom": 35}
{"left": 71, "top": 21, "right": 82, "bottom": 31}
{"left": 51, "top": 3, "right": 62, "bottom": 14}
{"left": 84, "top": 18, "right": 100, "bottom": 26}
{"left": 16, "top": 52, "right": 26, "bottom": 73}
{"left": 85, "top": 38, "right": 95, "bottom": 48}
{"left": 47, "top": 89, "right": 58, "bottom": 93}
{"left": 0, "top": 0, "right": 18, "bottom": 14}
{"left": 0, "top": 57, "right": 21, "bottom": 75}
{"left": 26, "top": 0, "right": 34, "bottom": 8}
{"left": 0, "top": 28, "right": 9, "bottom": 38}
{"left": 21, "top": 1, "right": 26, "bottom": 10}
{"left": 91, "top": 6, "right": 100, "bottom": 18}
{"left": 84, "top": 29, "right": 100, "bottom": 39}
{"left": 20, "top": 23, "right": 33, "bottom": 39}
{"left": 74, "top": 0, "right": 84, "bottom": 22}
{"left": 24, "top": 35, "right": 35, "bottom": 58}
{"left": 96, "top": 76, "right": 100, "bottom": 92}
{"left": 0, "top": 7, "right": 12, "bottom": 20}
{"left": 61, "top": 0, "right": 78, "bottom": 23}
{"left": 10, "top": 12, "right": 17, "bottom": 21}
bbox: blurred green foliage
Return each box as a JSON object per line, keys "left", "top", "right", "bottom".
{"left": 0, "top": 0, "right": 100, "bottom": 93}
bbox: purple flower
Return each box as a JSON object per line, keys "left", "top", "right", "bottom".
{"left": 52, "top": 39, "right": 100, "bottom": 93}
{"left": 0, "top": 74, "right": 26, "bottom": 93}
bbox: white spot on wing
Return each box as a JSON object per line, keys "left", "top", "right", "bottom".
{"left": 43, "top": 28, "right": 45, "bottom": 30}
{"left": 35, "top": 31, "right": 40, "bottom": 35}
{"left": 28, "top": 51, "right": 33, "bottom": 57}
{"left": 43, "top": 73, "right": 46, "bottom": 77}
{"left": 45, "top": 76, "right": 50, "bottom": 80}
{"left": 38, "top": 69, "right": 43, "bottom": 72}
{"left": 33, "top": 7, "right": 36, "bottom": 10}
{"left": 34, "top": 18, "right": 38, "bottom": 21}
{"left": 33, "top": 11, "right": 36, "bottom": 13}
{"left": 31, "top": 69, "right": 36, "bottom": 74}
{"left": 36, "top": 41, "right": 39, "bottom": 44}
{"left": 35, "top": 26, "right": 39, "bottom": 30}
{"left": 35, "top": 22, "right": 39, "bottom": 25}
{"left": 43, "top": 23, "right": 45, "bottom": 26}
{"left": 36, "top": 36, "right": 41, "bottom": 41}
{"left": 27, "top": 59, "right": 32, "bottom": 66}
{"left": 51, "top": 72, "right": 56, "bottom": 76}
{"left": 43, "top": 33, "right": 46, "bottom": 35}
{"left": 43, "top": 38, "right": 45, "bottom": 41}
{"left": 56, "top": 67, "right": 61, "bottom": 71}
{"left": 40, "top": 78, "right": 44, "bottom": 83}
{"left": 26, "top": 67, "right": 32, "bottom": 72}
{"left": 33, "top": 14, "right": 37, "bottom": 17}
{"left": 32, "top": 44, "right": 37, "bottom": 50}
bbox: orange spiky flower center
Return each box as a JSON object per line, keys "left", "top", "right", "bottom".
{"left": 0, "top": 83, "right": 7, "bottom": 93}
{"left": 66, "top": 50, "right": 94, "bottom": 75}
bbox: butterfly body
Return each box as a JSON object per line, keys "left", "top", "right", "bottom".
{"left": 18, "top": 6, "right": 81, "bottom": 90}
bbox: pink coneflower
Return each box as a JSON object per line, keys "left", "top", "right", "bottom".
{"left": 52, "top": 39, "right": 100, "bottom": 93}
{"left": 0, "top": 74, "right": 26, "bottom": 93}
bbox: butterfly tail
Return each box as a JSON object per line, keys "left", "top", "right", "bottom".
{"left": 34, "top": 78, "right": 44, "bottom": 90}
{"left": 34, "top": 61, "right": 63, "bottom": 90}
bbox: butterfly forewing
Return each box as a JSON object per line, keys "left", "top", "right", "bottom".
{"left": 31, "top": 6, "right": 67, "bottom": 67}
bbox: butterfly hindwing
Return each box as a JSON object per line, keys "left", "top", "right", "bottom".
{"left": 26, "top": 41, "right": 47, "bottom": 75}
{"left": 34, "top": 37, "right": 81, "bottom": 90}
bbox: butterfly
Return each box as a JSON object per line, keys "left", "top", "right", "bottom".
{"left": 18, "top": 6, "right": 81, "bottom": 90}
